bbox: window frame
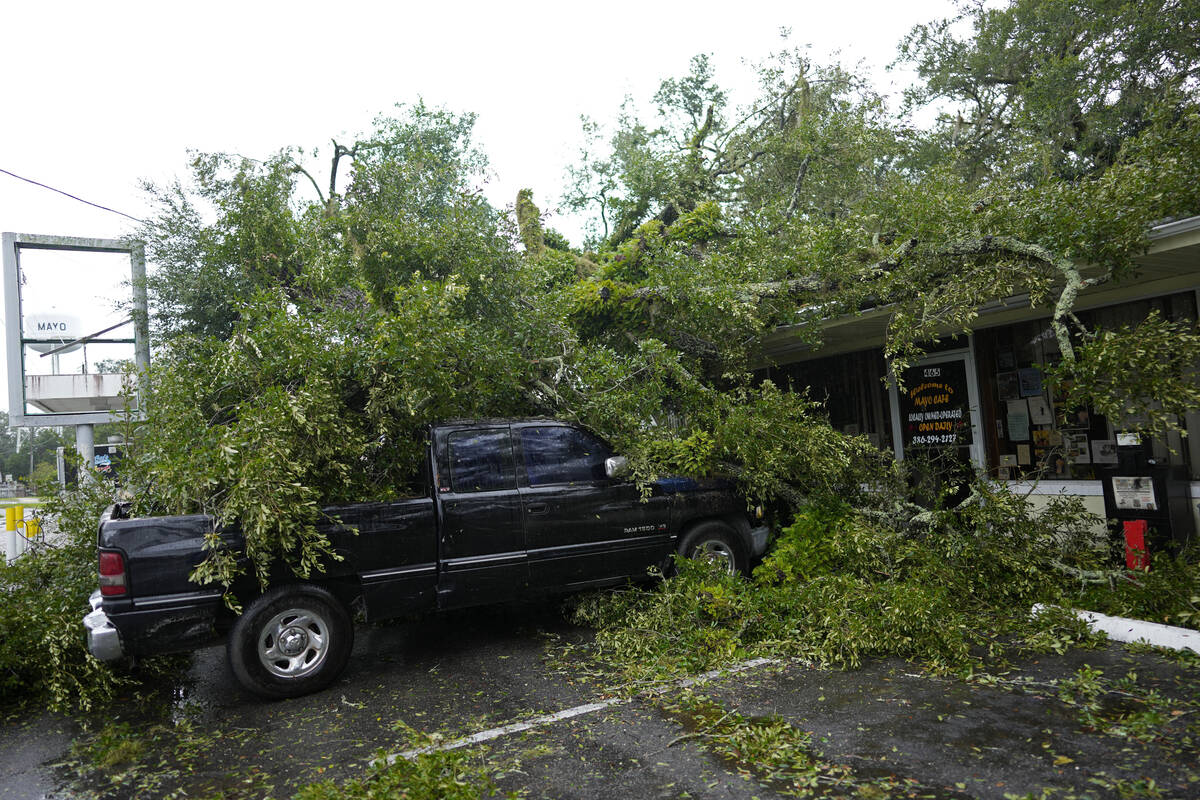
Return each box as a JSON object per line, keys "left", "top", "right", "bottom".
{"left": 445, "top": 427, "right": 517, "bottom": 494}
{"left": 515, "top": 424, "right": 614, "bottom": 488}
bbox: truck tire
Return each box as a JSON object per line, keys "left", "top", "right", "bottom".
{"left": 228, "top": 584, "right": 353, "bottom": 699}
{"left": 678, "top": 521, "right": 745, "bottom": 576}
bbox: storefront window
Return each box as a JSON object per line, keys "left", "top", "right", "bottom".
{"left": 767, "top": 349, "right": 893, "bottom": 452}
{"left": 975, "top": 292, "right": 1198, "bottom": 480}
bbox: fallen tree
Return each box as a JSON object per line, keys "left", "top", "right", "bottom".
{"left": 125, "top": 7, "right": 1200, "bottom": 598}
{"left": 8, "top": 1, "right": 1200, "bottom": 713}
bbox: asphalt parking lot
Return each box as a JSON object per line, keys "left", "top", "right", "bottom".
{"left": 1, "top": 602, "right": 1197, "bottom": 799}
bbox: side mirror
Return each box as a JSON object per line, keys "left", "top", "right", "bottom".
{"left": 604, "top": 456, "right": 629, "bottom": 479}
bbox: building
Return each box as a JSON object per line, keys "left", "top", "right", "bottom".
{"left": 759, "top": 215, "right": 1200, "bottom": 545}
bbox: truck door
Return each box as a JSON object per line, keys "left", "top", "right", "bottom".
{"left": 435, "top": 427, "right": 528, "bottom": 609}
{"left": 515, "top": 424, "right": 671, "bottom": 589}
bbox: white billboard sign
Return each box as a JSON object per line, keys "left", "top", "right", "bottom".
{"left": 3, "top": 233, "right": 149, "bottom": 427}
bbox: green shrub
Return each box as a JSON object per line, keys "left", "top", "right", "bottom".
{"left": 0, "top": 483, "right": 130, "bottom": 712}
{"left": 570, "top": 486, "right": 1118, "bottom": 682}
{"left": 1076, "top": 551, "right": 1200, "bottom": 630}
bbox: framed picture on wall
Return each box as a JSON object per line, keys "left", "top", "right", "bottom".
{"left": 1059, "top": 406, "right": 1091, "bottom": 430}
{"left": 996, "top": 371, "right": 1019, "bottom": 401}
{"left": 1006, "top": 399, "right": 1031, "bottom": 441}
{"left": 1018, "top": 367, "right": 1043, "bottom": 397}
{"left": 1028, "top": 396, "right": 1053, "bottom": 425}
{"left": 1092, "top": 439, "right": 1118, "bottom": 464}
{"left": 1064, "top": 433, "right": 1091, "bottom": 463}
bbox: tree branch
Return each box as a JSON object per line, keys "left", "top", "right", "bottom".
{"left": 717, "top": 461, "right": 809, "bottom": 510}
{"left": 327, "top": 139, "right": 357, "bottom": 206}
{"left": 784, "top": 155, "right": 814, "bottom": 220}
{"left": 625, "top": 237, "right": 920, "bottom": 306}
{"left": 291, "top": 164, "right": 327, "bottom": 206}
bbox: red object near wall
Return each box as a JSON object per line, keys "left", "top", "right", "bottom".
{"left": 1123, "top": 519, "right": 1149, "bottom": 570}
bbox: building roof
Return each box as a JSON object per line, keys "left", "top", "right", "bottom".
{"left": 759, "top": 216, "right": 1200, "bottom": 365}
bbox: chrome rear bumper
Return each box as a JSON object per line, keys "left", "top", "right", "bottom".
{"left": 84, "top": 590, "right": 124, "bottom": 662}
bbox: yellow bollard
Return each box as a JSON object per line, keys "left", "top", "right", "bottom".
{"left": 25, "top": 515, "right": 40, "bottom": 541}
{"left": 4, "top": 506, "right": 15, "bottom": 563}
{"left": 8, "top": 506, "right": 29, "bottom": 558}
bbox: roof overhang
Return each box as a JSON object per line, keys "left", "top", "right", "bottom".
{"left": 759, "top": 216, "right": 1200, "bottom": 366}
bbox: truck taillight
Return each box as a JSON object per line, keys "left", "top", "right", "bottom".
{"left": 98, "top": 550, "right": 127, "bottom": 596}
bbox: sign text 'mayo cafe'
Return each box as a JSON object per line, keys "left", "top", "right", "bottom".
{"left": 901, "top": 362, "right": 972, "bottom": 448}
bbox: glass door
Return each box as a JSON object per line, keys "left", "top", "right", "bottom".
{"left": 889, "top": 348, "right": 984, "bottom": 502}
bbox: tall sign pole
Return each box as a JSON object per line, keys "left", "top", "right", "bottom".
{"left": 3, "top": 233, "right": 148, "bottom": 511}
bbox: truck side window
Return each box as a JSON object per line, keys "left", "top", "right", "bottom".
{"left": 520, "top": 427, "right": 611, "bottom": 486}
{"left": 448, "top": 430, "right": 516, "bottom": 493}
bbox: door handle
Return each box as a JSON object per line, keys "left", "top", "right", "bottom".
{"left": 525, "top": 503, "right": 548, "bottom": 514}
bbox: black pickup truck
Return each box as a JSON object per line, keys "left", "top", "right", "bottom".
{"left": 84, "top": 419, "right": 769, "bottom": 698}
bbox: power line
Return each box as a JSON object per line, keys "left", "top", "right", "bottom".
{"left": 0, "top": 167, "right": 144, "bottom": 223}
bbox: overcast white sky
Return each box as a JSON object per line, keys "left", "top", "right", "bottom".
{"left": 1, "top": 0, "right": 958, "bottom": 415}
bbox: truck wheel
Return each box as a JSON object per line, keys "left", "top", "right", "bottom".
{"left": 678, "top": 522, "right": 745, "bottom": 576}
{"left": 228, "top": 584, "right": 353, "bottom": 699}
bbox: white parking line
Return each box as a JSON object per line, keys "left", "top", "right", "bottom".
{"left": 377, "top": 656, "right": 779, "bottom": 764}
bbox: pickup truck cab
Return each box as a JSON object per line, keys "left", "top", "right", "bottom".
{"left": 85, "top": 419, "right": 769, "bottom": 698}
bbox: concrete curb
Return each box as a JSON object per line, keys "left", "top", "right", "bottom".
{"left": 1032, "top": 603, "right": 1200, "bottom": 654}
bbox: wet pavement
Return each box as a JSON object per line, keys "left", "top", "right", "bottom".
{"left": 1, "top": 601, "right": 1197, "bottom": 799}
{"left": 476, "top": 646, "right": 1200, "bottom": 799}
{"left": 692, "top": 651, "right": 1199, "bottom": 798}
{"left": 0, "top": 714, "right": 75, "bottom": 800}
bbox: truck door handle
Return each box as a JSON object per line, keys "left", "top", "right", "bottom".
{"left": 525, "top": 503, "right": 548, "bottom": 514}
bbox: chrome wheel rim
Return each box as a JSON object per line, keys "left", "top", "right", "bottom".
{"left": 257, "top": 607, "right": 330, "bottom": 679}
{"left": 693, "top": 539, "right": 736, "bottom": 574}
